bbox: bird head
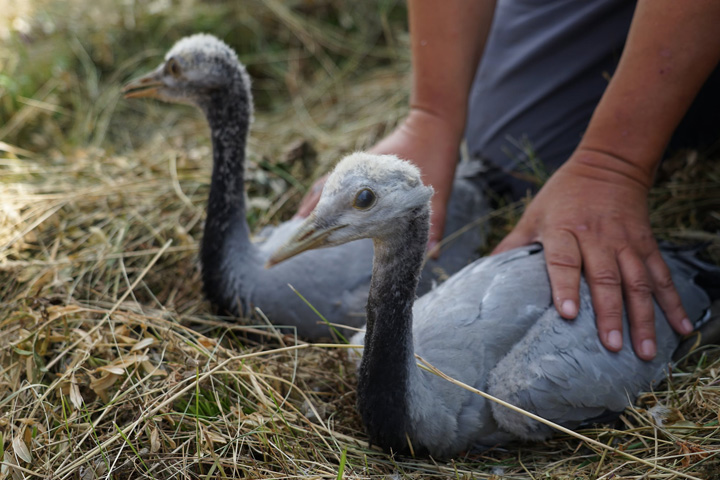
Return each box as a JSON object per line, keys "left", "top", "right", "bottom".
{"left": 122, "top": 33, "right": 249, "bottom": 106}
{"left": 267, "top": 152, "right": 433, "bottom": 266}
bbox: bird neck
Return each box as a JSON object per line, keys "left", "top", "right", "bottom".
{"left": 199, "top": 74, "right": 256, "bottom": 312}
{"left": 204, "top": 78, "right": 251, "bottom": 206}
{"left": 357, "top": 207, "right": 429, "bottom": 453}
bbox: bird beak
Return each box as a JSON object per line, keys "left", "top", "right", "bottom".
{"left": 122, "top": 69, "right": 164, "bottom": 99}
{"left": 266, "top": 216, "right": 347, "bottom": 268}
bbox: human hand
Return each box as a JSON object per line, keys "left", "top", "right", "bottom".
{"left": 295, "top": 174, "right": 328, "bottom": 219}
{"left": 369, "top": 108, "right": 461, "bottom": 256}
{"left": 493, "top": 148, "right": 692, "bottom": 360}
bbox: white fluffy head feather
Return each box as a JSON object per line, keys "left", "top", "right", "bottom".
{"left": 312, "top": 152, "right": 433, "bottom": 244}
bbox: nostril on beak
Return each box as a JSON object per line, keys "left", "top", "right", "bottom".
{"left": 297, "top": 229, "right": 315, "bottom": 243}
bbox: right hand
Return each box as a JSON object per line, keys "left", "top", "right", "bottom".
{"left": 493, "top": 148, "right": 690, "bottom": 360}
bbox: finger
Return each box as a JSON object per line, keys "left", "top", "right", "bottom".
{"left": 582, "top": 244, "right": 625, "bottom": 353}
{"left": 645, "top": 249, "right": 692, "bottom": 334}
{"left": 617, "top": 247, "right": 657, "bottom": 360}
{"left": 491, "top": 222, "right": 536, "bottom": 255}
{"left": 543, "top": 229, "right": 582, "bottom": 320}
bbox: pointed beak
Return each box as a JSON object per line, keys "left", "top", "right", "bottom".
{"left": 266, "top": 216, "right": 347, "bottom": 268}
{"left": 122, "top": 69, "right": 164, "bottom": 99}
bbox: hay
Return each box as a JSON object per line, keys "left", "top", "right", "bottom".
{"left": 2, "top": 0, "right": 720, "bottom": 478}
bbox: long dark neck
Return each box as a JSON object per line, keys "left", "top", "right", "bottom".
{"left": 357, "top": 207, "right": 429, "bottom": 453}
{"left": 199, "top": 73, "right": 254, "bottom": 313}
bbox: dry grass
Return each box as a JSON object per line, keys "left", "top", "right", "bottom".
{"left": 2, "top": 1, "right": 720, "bottom": 478}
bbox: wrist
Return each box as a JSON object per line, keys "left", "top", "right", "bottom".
{"left": 405, "top": 105, "right": 466, "bottom": 150}
{"left": 566, "top": 147, "right": 655, "bottom": 192}
{"left": 578, "top": 107, "right": 665, "bottom": 187}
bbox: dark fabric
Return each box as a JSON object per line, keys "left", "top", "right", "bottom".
{"left": 464, "top": 0, "right": 720, "bottom": 201}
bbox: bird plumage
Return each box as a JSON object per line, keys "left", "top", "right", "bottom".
{"left": 123, "top": 34, "right": 488, "bottom": 339}
{"left": 269, "top": 152, "right": 720, "bottom": 457}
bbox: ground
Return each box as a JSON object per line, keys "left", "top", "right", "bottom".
{"left": 1, "top": 1, "right": 720, "bottom": 478}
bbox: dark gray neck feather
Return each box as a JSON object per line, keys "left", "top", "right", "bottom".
{"left": 199, "top": 72, "right": 255, "bottom": 313}
{"left": 357, "top": 207, "right": 429, "bottom": 453}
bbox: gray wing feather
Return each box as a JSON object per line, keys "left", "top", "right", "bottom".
{"left": 486, "top": 249, "right": 713, "bottom": 440}
{"left": 405, "top": 245, "right": 554, "bottom": 450}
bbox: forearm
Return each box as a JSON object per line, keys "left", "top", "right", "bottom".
{"left": 578, "top": 0, "right": 720, "bottom": 187}
{"left": 408, "top": 0, "right": 496, "bottom": 142}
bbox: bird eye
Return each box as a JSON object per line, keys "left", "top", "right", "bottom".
{"left": 165, "top": 58, "right": 182, "bottom": 77}
{"left": 353, "top": 188, "right": 376, "bottom": 210}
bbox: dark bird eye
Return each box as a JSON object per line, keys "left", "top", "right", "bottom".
{"left": 353, "top": 188, "right": 376, "bottom": 210}
{"left": 165, "top": 58, "right": 182, "bottom": 77}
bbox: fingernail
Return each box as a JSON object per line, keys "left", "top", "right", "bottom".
{"left": 681, "top": 317, "right": 693, "bottom": 334}
{"left": 640, "top": 339, "right": 656, "bottom": 359}
{"left": 560, "top": 299, "right": 577, "bottom": 318}
{"left": 607, "top": 330, "right": 622, "bottom": 350}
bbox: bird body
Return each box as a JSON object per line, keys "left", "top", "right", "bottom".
{"left": 399, "top": 244, "right": 714, "bottom": 454}
{"left": 123, "top": 34, "right": 488, "bottom": 339}
{"left": 269, "top": 153, "right": 719, "bottom": 457}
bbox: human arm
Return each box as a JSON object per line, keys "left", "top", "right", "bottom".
{"left": 297, "top": 0, "right": 496, "bottom": 254}
{"left": 493, "top": 0, "right": 720, "bottom": 360}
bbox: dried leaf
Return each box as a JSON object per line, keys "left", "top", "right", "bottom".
{"left": 79, "top": 465, "right": 97, "bottom": 480}
{"left": 97, "top": 366, "right": 125, "bottom": 375}
{"left": 141, "top": 360, "right": 167, "bottom": 377}
{"left": 79, "top": 458, "right": 107, "bottom": 480}
{"left": 46, "top": 305, "right": 83, "bottom": 321}
{"left": 149, "top": 427, "right": 160, "bottom": 453}
{"left": 95, "top": 354, "right": 150, "bottom": 376}
{"left": 242, "top": 412, "right": 271, "bottom": 428}
{"left": 668, "top": 420, "right": 701, "bottom": 435}
{"left": 678, "top": 441, "right": 710, "bottom": 468}
{"left": 162, "top": 429, "right": 177, "bottom": 450}
{"left": 114, "top": 334, "right": 137, "bottom": 344}
{"left": 89, "top": 372, "right": 119, "bottom": 394}
{"left": 1, "top": 451, "right": 9, "bottom": 476}
{"left": 113, "top": 325, "right": 129, "bottom": 337}
{"left": 131, "top": 337, "right": 155, "bottom": 351}
{"left": 21, "top": 427, "right": 32, "bottom": 450}
{"left": 111, "top": 354, "right": 149, "bottom": 370}
{"left": 69, "top": 375, "right": 83, "bottom": 409}
{"left": 12, "top": 435, "right": 31, "bottom": 463}
{"left": 25, "top": 356, "right": 35, "bottom": 384}
{"left": 2, "top": 450, "right": 16, "bottom": 478}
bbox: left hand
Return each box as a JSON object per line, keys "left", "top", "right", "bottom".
{"left": 492, "top": 148, "right": 693, "bottom": 360}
